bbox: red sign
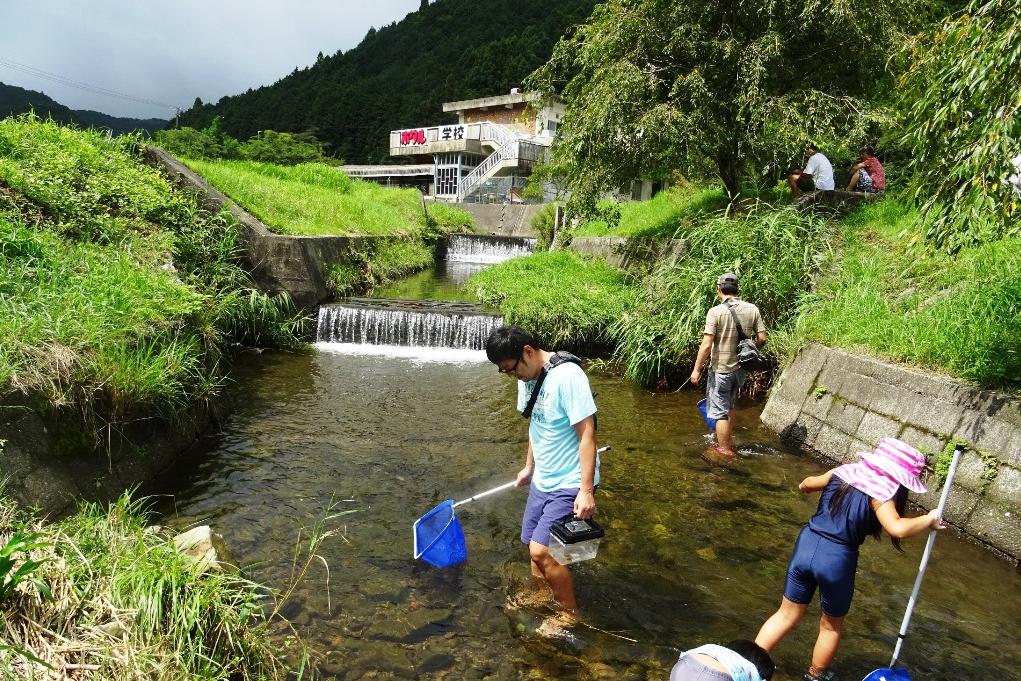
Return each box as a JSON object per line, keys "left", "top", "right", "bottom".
{"left": 399, "top": 129, "right": 427, "bottom": 146}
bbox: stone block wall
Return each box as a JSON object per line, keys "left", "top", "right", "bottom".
{"left": 762, "top": 343, "right": 1021, "bottom": 561}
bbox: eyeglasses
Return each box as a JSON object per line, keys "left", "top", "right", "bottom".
{"left": 498, "top": 357, "right": 522, "bottom": 375}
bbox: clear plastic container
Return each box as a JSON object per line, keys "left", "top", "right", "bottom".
{"left": 548, "top": 534, "right": 602, "bottom": 565}
{"left": 548, "top": 516, "right": 604, "bottom": 565}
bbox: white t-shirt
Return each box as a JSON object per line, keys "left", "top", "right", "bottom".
{"left": 804, "top": 152, "right": 835, "bottom": 190}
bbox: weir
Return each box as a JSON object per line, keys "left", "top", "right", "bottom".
{"left": 445, "top": 234, "right": 536, "bottom": 264}
{"left": 316, "top": 298, "right": 502, "bottom": 350}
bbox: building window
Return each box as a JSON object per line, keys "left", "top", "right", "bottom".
{"left": 436, "top": 167, "right": 457, "bottom": 196}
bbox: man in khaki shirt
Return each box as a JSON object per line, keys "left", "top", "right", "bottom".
{"left": 690, "top": 273, "right": 767, "bottom": 457}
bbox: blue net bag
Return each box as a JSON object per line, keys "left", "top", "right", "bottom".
{"left": 413, "top": 499, "right": 468, "bottom": 568}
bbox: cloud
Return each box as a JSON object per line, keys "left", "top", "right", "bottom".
{"left": 0, "top": 0, "right": 418, "bottom": 118}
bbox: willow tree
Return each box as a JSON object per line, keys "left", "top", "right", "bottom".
{"left": 526, "top": 0, "right": 920, "bottom": 210}
{"left": 900, "top": 0, "right": 1021, "bottom": 251}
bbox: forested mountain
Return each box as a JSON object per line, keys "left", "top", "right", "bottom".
{"left": 176, "top": 0, "right": 598, "bottom": 163}
{"left": 0, "top": 82, "right": 167, "bottom": 135}
{"left": 73, "top": 109, "right": 167, "bottom": 136}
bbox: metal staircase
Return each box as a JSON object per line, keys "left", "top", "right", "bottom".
{"left": 457, "top": 123, "right": 546, "bottom": 201}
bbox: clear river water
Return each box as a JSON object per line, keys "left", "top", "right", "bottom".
{"left": 159, "top": 250, "right": 1021, "bottom": 681}
{"left": 158, "top": 348, "right": 1021, "bottom": 680}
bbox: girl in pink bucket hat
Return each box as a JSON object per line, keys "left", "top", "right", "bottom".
{"left": 753, "top": 438, "right": 946, "bottom": 681}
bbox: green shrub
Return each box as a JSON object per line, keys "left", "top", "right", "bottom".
{"left": 356, "top": 238, "right": 436, "bottom": 291}
{"left": 325, "top": 262, "right": 362, "bottom": 297}
{"left": 154, "top": 118, "right": 240, "bottom": 161}
{"left": 238, "top": 130, "right": 325, "bottom": 165}
{"left": 611, "top": 205, "right": 833, "bottom": 384}
{"left": 464, "top": 251, "right": 635, "bottom": 350}
{"left": 531, "top": 203, "right": 557, "bottom": 251}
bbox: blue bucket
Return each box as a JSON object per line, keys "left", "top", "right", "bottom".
{"left": 413, "top": 499, "right": 468, "bottom": 568}
{"left": 697, "top": 398, "right": 717, "bottom": 430}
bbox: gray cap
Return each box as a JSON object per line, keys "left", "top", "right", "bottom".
{"left": 717, "top": 272, "right": 739, "bottom": 286}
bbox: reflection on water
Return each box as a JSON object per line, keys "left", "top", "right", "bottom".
{"left": 372, "top": 261, "right": 490, "bottom": 301}
{"left": 158, "top": 351, "right": 1021, "bottom": 680}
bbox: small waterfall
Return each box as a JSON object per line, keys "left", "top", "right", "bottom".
{"left": 446, "top": 234, "right": 536, "bottom": 264}
{"left": 317, "top": 299, "right": 503, "bottom": 350}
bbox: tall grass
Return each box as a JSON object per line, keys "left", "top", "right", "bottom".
{"left": 611, "top": 206, "right": 833, "bottom": 385}
{"left": 463, "top": 251, "right": 635, "bottom": 351}
{"left": 0, "top": 115, "right": 303, "bottom": 426}
{"left": 185, "top": 158, "right": 446, "bottom": 237}
{"left": 778, "top": 199, "right": 1021, "bottom": 391}
{"left": 0, "top": 493, "right": 307, "bottom": 680}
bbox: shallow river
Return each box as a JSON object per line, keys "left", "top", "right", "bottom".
{"left": 158, "top": 348, "right": 1021, "bottom": 680}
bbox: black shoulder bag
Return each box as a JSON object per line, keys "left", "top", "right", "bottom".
{"left": 521, "top": 351, "right": 597, "bottom": 430}
{"left": 725, "top": 301, "right": 770, "bottom": 371}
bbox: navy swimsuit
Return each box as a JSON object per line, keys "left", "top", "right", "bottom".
{"left": 783, "top": 476, "right": 877, "bottom": 617}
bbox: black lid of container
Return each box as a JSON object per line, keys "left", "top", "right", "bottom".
{"left": 550, "top": 515, "right": 604, "bottom": 544}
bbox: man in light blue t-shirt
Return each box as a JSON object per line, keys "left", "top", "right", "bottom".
{"left": 485, "top": 325, "right": 598, "bottom": 616}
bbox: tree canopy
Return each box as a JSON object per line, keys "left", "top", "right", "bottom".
{"left": 900, "top": 0, "right": 1021, "bottom": 250}
{"left": 526, "top": 0, "right": 925, "bottom": 210}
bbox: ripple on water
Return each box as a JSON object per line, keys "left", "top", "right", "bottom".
{"left": 157, "top": 351, "right": 1021, "bottom": 680}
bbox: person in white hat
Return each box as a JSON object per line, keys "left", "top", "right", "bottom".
{"left": 753, "top": 438, "right": 947, "bottom": 681}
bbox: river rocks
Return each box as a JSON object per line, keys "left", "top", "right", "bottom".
{"left": 171, "top": 525, "right": 237, "bottom": 574}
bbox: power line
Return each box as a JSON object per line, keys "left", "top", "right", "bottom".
{"left": 0, "top": 56, "right": 181, "bottom": 112}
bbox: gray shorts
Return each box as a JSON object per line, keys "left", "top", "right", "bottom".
{"left": 706, "top": 369, "right": 746, "bottom": 420}
{"left": 670, "top": 656, "right": 732, "bottom": 681}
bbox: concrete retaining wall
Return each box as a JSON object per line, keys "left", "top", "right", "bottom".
{"left": 457, "top": 203, "right": 544, "bottom": 237}
{"left": 569, "top": 237, "right": 687, "bottom": 269}
{"left": 146, "top": 148, "right": 390, "bottom": 310}
{"left": 762, "top": 343, "right": 1021, "bottom": 560}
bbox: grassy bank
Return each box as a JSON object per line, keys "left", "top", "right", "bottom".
{"left": 466, "top": 204, "right": 832, "bottom": 384}
{"left": 182, "top": 158, "right": 473, "bottom": 237}
{"left": 572, "top": 182, "right": 789, "bottom": 239}
{"left": 776, "top": 199, "right": 1021, "bottom": 392}
{"left": 463, "top": 251, "right": 634, "bottom": 350}
{"left": 0, "top": 115, "right": 301, "bottom": 425}
{"left": 574, "top": 184, "right": 728, "bottom": 237}
{"left": 472, "top": 189, "right": 1019, "bottom": 394}
{"left": 0, "top": 494, "right": 302, "bottom": 679}
{"left": 610, "top": 205, "right": 833, "bottom": 384}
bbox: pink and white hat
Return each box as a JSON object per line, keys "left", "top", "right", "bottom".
{"left": 833, "top": 437, "right": 928, "bottom": 502}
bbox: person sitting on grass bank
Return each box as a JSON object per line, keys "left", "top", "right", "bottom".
{"left": 788, "top": 142, "right": 835, "bottom": 198}
{"left": 485, "top": 325, "right": 598, "bottom": 632}
{"left": 846, "top": 146, "right": 885, "bottom": 194}
{"left": 690, "top": 273, "right": 766, "bottom": 459}
{"left": 754, "top": 438, "right": 946, "bottom": 681}
{"left": 671, "top": 639, "right": 775, "bottom": 681}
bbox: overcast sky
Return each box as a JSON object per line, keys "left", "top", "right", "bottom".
{"left": 0, "top": 1, "right": 419, "bottom": 120}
